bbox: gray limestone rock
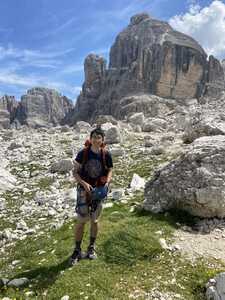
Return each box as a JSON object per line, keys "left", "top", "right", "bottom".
{"left": 104, "top": 125, "right": 121, "bottom": 144}
{"left": 128, "top": 112, "right": 145, "bottom": 127}
{"left": 16, "top": 87, "right": 73, "bottom": 127}
{"left": 0, "top": 95, "right": 18, "bottom": 129}
{"left": 7, "top": 277, "right": 29, "bottom": 287}
{"left": 144, "top": 135, "right": 225, "bottom": 218}
{"left": 74, "top": 121, "right": 91, "bottom": 133}
{"left": 69, "top": 13, "right": 224, "bottom": 123}
{"left": 50, "top": 159, "right": 73, "bottom": 174}
{"left": 0, "top": 167, "right": 17, "bottom": 192}
{"left": 206, "top": 273, "right": 225, "bottom": 300}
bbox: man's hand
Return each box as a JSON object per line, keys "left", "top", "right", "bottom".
{"left": 82, "top": 181, "right": 93, "bottom": 194}
{"left": 104, "top": 182, "right": 109, "bottom": 191}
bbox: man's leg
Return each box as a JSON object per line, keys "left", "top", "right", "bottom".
{"left": 89, "top": 220, "right": 98, "bottom": 247}
{"left": 69, "top": 219, "right": 87, "bottom": 266}
{"left": 75, "top": 221, "right": 86, "bottom": 250}
{"left": 86, "top": 203, "right": 103, "bottom": 259}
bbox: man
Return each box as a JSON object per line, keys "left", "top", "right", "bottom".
{"left": 70, "top": 127, "right": 113, "bottom": 266}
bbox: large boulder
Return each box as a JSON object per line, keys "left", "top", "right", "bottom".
{"left": 0, "top": 167, "right": 17, "bottom": 191}
{"left": 70, "top": 13, "right": 224, "bottom": 123}
{"left": 183, "top": 117, "right": 225, "bottom": 143}
{"left": 143, "top": 135, "right": 225, "bottom": 218}
{"left": 50, "top": 159, "right": 73, "bottom": 174}
{"left": 128, "top": 112, "right": 145, "bottom": 127}
{"left": 206, "top": 273, "right": 225, "bottom": 300}
{"left": 101, "top": 123, "right": 121, "bottom": 144}
{"left": 15, "top": 87, "right": 73, "bottom": 127}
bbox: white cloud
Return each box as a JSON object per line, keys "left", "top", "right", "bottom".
{"left": 61, "top": 63, "right": 84, "bottom": 74}
{"left": 0, "top": 70, "right": 81, "bottom": 99}
{"left": 38, "top": 16, "right": 78, "bottom": 39}
{"left": 169, "top": 0, "right": 225, "bottom": 59}
{"left": 0, "top": 45, "right": 75, "bottom": 69}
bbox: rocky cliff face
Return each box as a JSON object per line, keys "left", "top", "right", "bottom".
{"left": 15, "top": 87, "right": 74, "bottom": 127}
{"left": 71, "top": 13, "right": 225, "bottom": 122}
{"left": 0, "top": 96, "right": 18, "bottom": 129}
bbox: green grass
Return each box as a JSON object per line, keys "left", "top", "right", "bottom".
{"left": 10, "top": 161, "right": 47, "bottom": 178}
{"left": 0, "top": 198, "right": 224, "bottom": 300}
{"left": 35, "top": 177, "right": 54, "bottom": 191}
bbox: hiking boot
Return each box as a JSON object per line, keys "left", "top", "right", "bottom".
{"left": 86, "top": 246, "right": 97, "bottom": 260}
{"left": 69, "top": 248, "right": 82, "bottom": 266}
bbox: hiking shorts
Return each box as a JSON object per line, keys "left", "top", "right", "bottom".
{"left": 75, "top": 186, "right": 103, "bottom": 223}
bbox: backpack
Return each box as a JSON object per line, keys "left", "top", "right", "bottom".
{"left": 81, "top": 139, "right": 108, "bottom": 186}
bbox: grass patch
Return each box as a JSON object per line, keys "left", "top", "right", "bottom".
{"left": 102, "top": 228, "right": 161, "bottom": 266}
{"left": 0, "top": 199, "right": 223, "bottom": 300}
{"left": 35, "top": 177, "right": 54, "bottom": 191}
{"left": 10, "top": 161, "right": 47, "bottom": 178}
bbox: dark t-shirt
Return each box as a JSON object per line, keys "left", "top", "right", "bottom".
{"left": 75, "top": 147, "right": 113, "bottom": 185}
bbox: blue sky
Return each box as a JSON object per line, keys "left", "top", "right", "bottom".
{"left": 0, "top": 0, "right": 223, "bottom": 101}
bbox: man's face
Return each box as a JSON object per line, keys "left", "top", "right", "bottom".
{"left": 90, "top": 133, "right": 103, "bottom": 147}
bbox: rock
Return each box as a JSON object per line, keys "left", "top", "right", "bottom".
{"left": 12, "top": 260, "right": 21, "bottom": 266}
{"left": 142, "top": 118, "right": 168, "bottom": 132}
{"left": 128, "top": 112, "right": 145, "bottom": 126}
{"left": 15, "top": 87, "right": 73, "bottom": 127}
{"left": 16, "top": 220, "right": 28, "bottom": 231}
{"left": 69, "top": 13, "right": 224, "bottom": 122}
{"left": 7, "top": 277, "right": 29, "bottom": 287}
{"left": 0, "top": 167, "right": 17, "bottom": 192}
{"left": 103, "top": 202, "right": 114, "bottom": 208}
{"left": 144, "top": 136, "right": 156, "bottom": 148}
{"left": 0, "top": 278, "right": 9, "bottom": 287}
{"left": 50, "top": 159, "right": 73, "bottom": 174}
{"left": 183, "top": 116, "right": 225, "bottom": 143}
{"left": 159, "top": 238, "right": 171, "bottom": 250}
{"left": 94, "top": 115, "right": 118, "bottom": 125}
{"left": 7, "top": 142, "right": 23, "bottom": 150}
{"left": 70, "top": 54, "right": 106, "bottom": 122}
{"left": 144, "top": 135, "right": 225, "bottom": 218}
{"left": 110, "top": 146, "right": 125, "bottom": 157}
{"left": 150, "top": 145, "right": 165, "bottom": 155}
{"left": 1, "top": 228, "right": 13, "bottom": 241}
{"left": 75, "top": 121, "right": 91, "bottom": 133}
{"left": 0, "top": 198, "right": 6, "bottom": 211}
{"left": 48, "top": 208, "right": 57, "bottom": 217}
{"left": 60, "top": 125, "right": 71, "bottom": 132}
{"left": 130, "top": 173, "right": 145, "bottom": 191}
{"left": 206, "top": 272, "right": 225, "bottom": 300}
{"left": 0, "top": 95, "right": 18, "bottom": 129}
{"left": 61, "top": 296, "right": 70, "bottom": 300}
{"left": 132, "top": 124, "right": 142, "bottom": 133}
{"left": 25, "top": 291, "right": 35, "bottom": 297}
{"left": 160, "top": 134, "right": 175, "bottom": 143}
{"left": 112, "top": 189, "right": 125, "bottom": 201}
{"left": 118, "top": 94, "right": 172, "bottom": 120}
{"left": 104, "top": 125, "right": 121, "bottom": 144}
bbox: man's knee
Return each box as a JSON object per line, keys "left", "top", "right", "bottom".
{"left": 91, "top": 219, "right": 99, "bottom": 226}
{"left": 76, "top": 220, "right": 87, "bottom": 228}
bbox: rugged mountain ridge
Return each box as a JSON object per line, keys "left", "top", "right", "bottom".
{"left": 0, "top": 96, "right": 18, "bottom": 129}
{"left": 70, "top": 13, "right": 225, "bottom": 123}
{"left": 0, "top": 87, "right": 74, "bottom": 129}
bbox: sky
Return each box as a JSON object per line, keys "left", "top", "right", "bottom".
{"left": 0, "top": 0, "right": 224, "bottom": 101}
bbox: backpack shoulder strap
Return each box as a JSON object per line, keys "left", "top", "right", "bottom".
{"left": 82, "top": 146, "right": 90, "bottom": 166}
{"left": 101, "top": 147, "right": 108, "bottom": 170}
{"left": 82, "top": 140, "right": 91, "bottom": 166}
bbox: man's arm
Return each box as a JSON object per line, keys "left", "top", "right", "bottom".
{"left": 106, "top": 168, "right": 113, "bottom": 186}
{"left": 73, "top": 161, "right": 92, "bottom": 192}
